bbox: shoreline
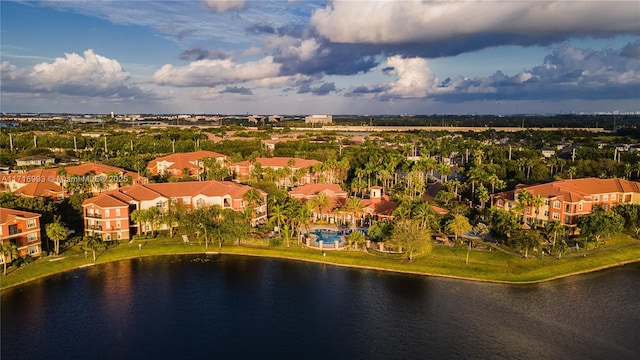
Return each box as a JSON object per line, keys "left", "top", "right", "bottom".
{"left": 2, "top": 243, "right": 640, "bottom": 290}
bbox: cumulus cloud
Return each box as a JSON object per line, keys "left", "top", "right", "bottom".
{"left": 297, "top": 81, "right": 337, "bottom": 96}
{"left": 204, "top": 0, "right": 245, "bottom": 13}
{"left": 1, "top": 49, "right": 156, "bottom": 99}
{"left": 179, "top": 47, "right": 233, "bottom": 61}
{"left": 151, "top": 56, "right": 281, "bottom": 87}
{"left": 312, "top": 0, "right": 640, "bottom": 46}
{"left": 221, "top": 86, "right": 253, "bottom": 95}
{"left": 382, "top": 56, "right": 441, "bottom": 98}
{"left": 346, "top": 44, "right": 640, "bottom": 102}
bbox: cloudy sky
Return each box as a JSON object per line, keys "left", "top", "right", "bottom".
{"left": 1, "top": 0, "right": 639, "bottom": 115}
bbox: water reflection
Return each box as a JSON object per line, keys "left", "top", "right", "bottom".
{"left": 2, "top": 257, "right": 639, "bottom": 360}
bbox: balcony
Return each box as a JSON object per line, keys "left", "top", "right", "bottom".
{"left": 86, "top": 225, "right": 103, "bottom": 231}
{"left": 8, "top": 228, "right": 22, "bottom": 236}
{"left": 85, "top": 213, "right": 103, "bottom": 218}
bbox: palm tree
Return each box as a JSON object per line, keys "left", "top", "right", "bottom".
{"left": 344, "top": 197, "right": 365, "bottom": 230}
{"left": 242, "top": 189, "right": 264, "bottom": 223}
{"left": 412, "top": 202, "right": 435, "bottom": 230}
{"left": 84, "top": 232, "right": 102, "bottom": 262}
{"left": 268, "top": 203, "right": 287, "bottom": 233}
{"left": 551, "top": 238, "right": 569, "bottom": 259}
{"left": 544, "top": 221, "right": 565, "bottom": 247}
{"left": 130, "top": 209, "right": 145, "bottom": 237}
{"left": 567, "top": 166, "right": 577, "bottom": 180}
{"left": 476, "top": 185, "right": 490, "bottom": 210}
{"left": 1, "top": 241, "right": 18, "bottom": 276}
{"left": 531, "top": 194, "right": 545, "bottom": 227}
{"left": 46, "top": 218, "right": 67, "bottom": 256}
{"left": 517, "top": 188, "right": 533, "bottom": 224}
{"left": 311, "top": 192, "right": 331, "bottom": 222}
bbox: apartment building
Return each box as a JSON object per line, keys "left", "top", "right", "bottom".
{"left": 0, "top": 207, "right": 42, "bottom": 262}
{"left": 82, "top": 180, "right": 267, "bottom": 240}
{"left": 146, "top": 150, "right": 228, "bottom": 178}
{"left": 492, "top": 178, "right": 640, "bottom": 229}
{"left": 230, "top": 157, "right": 322, "bottom": 186}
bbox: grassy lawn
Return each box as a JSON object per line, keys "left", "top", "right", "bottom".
{"left": 2, "top": 234, "right": 640, "bottom": 290}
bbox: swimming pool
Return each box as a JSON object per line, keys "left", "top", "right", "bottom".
{"left": 309, "top": 229, "right": 367, "bottom": 244}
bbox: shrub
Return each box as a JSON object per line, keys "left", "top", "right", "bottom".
{"left": 269, "top": 236, "right": 283, "bottom": 247}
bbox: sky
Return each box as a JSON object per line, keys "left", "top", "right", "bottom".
{"left": 1, "top": 0, "right": 639, "bottom": 115}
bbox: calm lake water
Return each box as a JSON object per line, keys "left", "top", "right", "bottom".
{"left": 2, "top": 255, "right": 639, "bottom": 360}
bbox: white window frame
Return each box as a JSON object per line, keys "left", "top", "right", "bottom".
{"left": 553, "top": 201, "right": 561, "bottom": 209}
{"left": 552, "top": 213, "right": 560, "bottom": 220}
{"left": 28, "top": 246, "right": 39, "bottom": 255}
{"left": 105, "top": 209, "right": 110, "bottom": 217}
{"left": 115, "top": 208, "right": 121, "bottom": 216}
{"left": 603, "top": 194, "right": 609, "bottom": 201}
{"left": 27, "top": 233, "right": 38, "bottom": 242}
{"left": 26, "top": 219, "right": 37, "bottom": 228}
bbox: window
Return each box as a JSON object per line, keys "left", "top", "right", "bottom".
{"left": 552, "top": 213, "right": 560, "bottom": 220}
{"left": 595, "top": 195, "right": 600, "bottom": 202}
{"left": 553, "top": 201, "right": 561, "bottom": 209}
{"left": 602, "top": 205, "right": 608, "bottom": 211}
{"left": 105, "top": 222, "right": 111, "bottom": 230}
{"left": 115, "top": 209, "right": 121, "bottom": 216}
{"left": 497, "top": 200, "right": 503, "bottom": 206}
{"left": 579, "top": 203, "right": 583, "bottom": 211}
{"left": 26, "top": 219, "right": 37, "bottom": 228}
{"left": 117, "top": 232, "right": 122, "bottom": 240}
{"left": 27, "top": 233, "right": 38, "bottom": 242}
{"left": 87, "top": 209, "right": 94, "bottom": 216}
{"left": 156, "top": 201, "right": 166, "bottom": 208}
{"left": 28, "top": 246, "right": 39, "bottom": 255}
{"left": 105, "top": 209, "right": 110, "bottom": 217}
{"left": 603, "top": 194, "right": 609, "bottom": 201}
{"left": 106, "top": 234, "right": 111, "bottom": 241}
{"left": 544, "top": 211, "right": 549, "bottom": 217}
{"left": 544, "top": 200, "right": 550, "bottom": 206}
{"left": 116, "top": 221, "right": 121, "bottom": 229}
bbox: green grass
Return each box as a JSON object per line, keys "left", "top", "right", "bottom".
{"left": 2, "top": 235, "right": 640, "bottom": 290}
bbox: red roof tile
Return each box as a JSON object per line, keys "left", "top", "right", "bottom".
{"left": 0, "top": 207, "right": 41, "bottom": 223}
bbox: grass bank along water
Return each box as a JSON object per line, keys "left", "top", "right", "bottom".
{"left": 2, "top": 235, "right": 640, "bottom": 290}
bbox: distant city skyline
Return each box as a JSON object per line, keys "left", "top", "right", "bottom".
{"left": 1, "top": 1, "right": 639, "bottom": 115}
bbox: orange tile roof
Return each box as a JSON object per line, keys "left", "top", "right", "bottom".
{"left": 83, "top": 193, "right": 129, "bottom": 208}
{"left": 65, "top": 162, "right": 142, "bottom": 182}
{"left": 233, "top": 157, "right": 321, "bottom": 169}
{"left": 289, "top": 183, "right": 347, "bottom": 198}
{"left": 147, "top": 151, "right": 228, "bottom": 171}
{"left": 0, "top": 207, "right": 41, "bottom": 223}
{"left": 13, "top": 181, "right": 64, "bottom": 198}
{"left": 117, "top": 184, "right": 165, "bottom": 201}
{"left": 495, "top": 178, "right": 640, "bottom": 203}
{"left": 84, "top": 181, "right": 265, "bottom": 206}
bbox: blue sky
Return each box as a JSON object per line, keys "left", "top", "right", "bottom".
{"left": 1, "top": 0, "right": 639, "bottom": 115}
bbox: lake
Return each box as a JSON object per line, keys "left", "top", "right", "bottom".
{"left": 2, "top": 255, "right": 639, "bottom": 360}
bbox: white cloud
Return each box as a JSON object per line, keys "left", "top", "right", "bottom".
{"left": 1, "top": 49, "right": 155, "bottom": 99}
{"left": 31, "top": 49, "right": 129, "bottom": 90}
{"left": 272, "top": 37, "right": 321, "bottom": 61}
{"left": 349, "top": 43, "right": 640, "bottom": 102}
{"left": 151, "top": 56, "right": 281, "bottom": 87}
{"left": 383, "top": 56, "right": 441, "bottom": 98}
{"left": 204, "top": 0, "right": 245, "bottom": 13}
{"left": 311, "top": 0, "right": 640, "bottom": 44}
